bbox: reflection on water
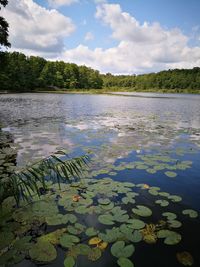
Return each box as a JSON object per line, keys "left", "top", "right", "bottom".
{"left": 0, "top": 93, "right": 200, "bottom": 204}
{"left": 0, "top": 93, "right": 200, "bottom": 267}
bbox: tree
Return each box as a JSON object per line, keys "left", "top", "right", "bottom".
{"left": 0, "top": 0, "right": 11, "bottom": 49}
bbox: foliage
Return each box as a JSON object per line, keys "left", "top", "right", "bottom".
{"left": 0, "top": 150, "right": 89, "bottom": 204}
{"left": 102, "top": 68, "right": 200, "bottom": 93}
{"left": 0, "top": 52, "right": 103, "bottom": 91}
{"left": 0, "top": 0, "right": 10, "bottom": 48}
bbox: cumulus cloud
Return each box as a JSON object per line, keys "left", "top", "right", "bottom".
{"left": 2, "top": 0, "right": 75, "bottom": 57}
{"left": 84, "top": 32, "right": 94, "bottom": 41}
{"left": 48, "top": 0, "right": 78, "bottom": 8}
{"left": 61, "top": 3, "right": 200, "bottom": 73}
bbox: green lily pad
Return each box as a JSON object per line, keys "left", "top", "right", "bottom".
{"left": 60, "top": 234, "right": 80, "bottom": 248}
{"left": 98, "top": 198, "right": 111, "bottom": 205}
{"left": 162, "top": 212, "right": 177, "bottom": 220}
{"left": 29, "top": 240, "right": 57, "bottom": 262}
{"left": 76, "top": 244, "right": 91, "bottom": 255}
{"left": 132, "top": 205, "right": 152, "bottom": 217}
{"left": 88, "top": 247, "right": 102, "bottom": 261}
{"left": 117, "top": 257, "right": 134, "bottom": 267}
{"left": 155, "top": 199, "right": 169, "bottom": 207}
{"left": 157, "top": 230, "right": 181, "bottom": 245}
{"left": 165, "top": 171, "right": 177, "bottom": 178}
{"left": 98, "top": 214, "right": 114, "bottom": 225}
{"left": 111, "top": 241, "right": 135, "bottom": 258}
{"left": 38, "top": 229, "right": 66, "bottom": 245}
{"left": 182, "top": 209, "right": 198, "bottom": 218}
{"left": 86, "top": 227, "right": 99, "bottom": 237}
{"left": 127, "top": 219, "right": 145, "bottom": 230}
{"left": 168, "top": 220, "right": 182, "bottom": 228}
{"left": 64, "top": 256, "right": 75, "bottom": 267}
{"left": 168, "top": 195, "right": 182, "bottom": 202}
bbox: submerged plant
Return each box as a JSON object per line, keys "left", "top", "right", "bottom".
{"left": 0, "top": 150, "right": 89, "bottom": 205}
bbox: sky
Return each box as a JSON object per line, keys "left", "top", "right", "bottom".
{"left": 2, "top": 0, "right": 200, "bottom": 74}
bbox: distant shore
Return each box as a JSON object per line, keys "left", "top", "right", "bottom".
{"left": 0, "top": 88, "right": 200, "bottom": 95}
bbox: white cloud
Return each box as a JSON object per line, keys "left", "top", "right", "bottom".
{"left": 48, "top": 0, "right": 78, "bottom": 8}
{"left": 84, "top": 32, "right": 94, "bottom": 41}
{"left": 2, "top": 0, "right": 75, "bottom": 57}
{"left": 60, "top": 3, "right": 200, "bottom": 73}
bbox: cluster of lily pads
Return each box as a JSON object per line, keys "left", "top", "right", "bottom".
{"left": 0, "top": 177, "right": 198, "bottom": 267}
{"left": 0, "top": 131, "right": 17, "bottom": 181}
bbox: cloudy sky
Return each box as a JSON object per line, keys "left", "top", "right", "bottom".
{"left": 2, "top": 0, "right": 200, "bottom": 74}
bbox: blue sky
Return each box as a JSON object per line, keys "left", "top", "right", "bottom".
{"left": 3, "top": 0, "right": 200, "bottom": 74}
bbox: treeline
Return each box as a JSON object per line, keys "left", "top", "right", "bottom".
{"left": 102, "top": 68, "right": 200, "bottom": 92}
{"left": 0, "top": 51, "right": 200, "bottom": 93}
{"left": 0, "top": 52, "right": 103, "bottom": 91}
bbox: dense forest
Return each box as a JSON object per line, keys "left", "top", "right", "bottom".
{"left": 0, "top": 52, "right": 103, "bottom": 91}
{"left": 0, "top": 52, "right": 200, "bottom": 93}
{"left": 102, "top": 68, "right": 200, "bottom": 93}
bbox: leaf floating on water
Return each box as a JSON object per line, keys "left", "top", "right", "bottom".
{"left": 140, "top": 224, "right": 157, "bottom": 244}
{"left": 127, "top": 219, "right": 145, "bottom": 230}
{"left": 164, "top": 171, "right": 177, "bottom": 178}
{"left": 87, "top": 247, "right": 102, "bottom": 261}
{"left": 176, "top": 251, "right": 194, "bottom": 266}
{"left": 157, "top": 230, "right": 181, "bottom": 245}
{"left": 155, "top": 199, "right": 169, "bottom": 207}
{"left": 86, "top": 227, "right": 99, "bottom": 237}
{"left": 162, "top": 212, "right": 177, "bottom": 220}
{"left": 98, "top": 198, "right": 111, "bottom": 205}
{"left": 29, "top": 240, "right": 57, "bottom": 262}
{"left": 111, "top": 241, "right": 135, "bottom": 258}
{"left": 132, "top": 205, "right": 152, "bottom": 217}
{"left": 182, "top": 209, "right": 198, "bottom": 218}
{"left": 64, "top": 256, "right": 75, "bottom": 267}
{"left": 60, "top": 234, "right": 80, "bottom": 248}
{"left": 117, "top": 257, "right": 134, "bottom": 267}
{"left": 98, "top": 214, "right": 114, "bottom": 225}
{"left": 89, "top": 237, "right": 102, "bottom": 245}
{"left": 168, "top": 195, "right": 182, "bottom": 203}
{"left": 38, "top": 228, "right": 67, "bottom": 245}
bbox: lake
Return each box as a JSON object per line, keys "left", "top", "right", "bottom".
{"left": 0, "top": 92, "right": 200, "bottom": 267}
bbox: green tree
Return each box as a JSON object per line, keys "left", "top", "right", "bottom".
{"left": 0, "top": 0, "right": 10, "bottom": 49}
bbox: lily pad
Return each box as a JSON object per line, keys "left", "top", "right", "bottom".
{"left": 60, "top": 234, "right": 80, "bottom": 248}
{"left": 157, "top": 230, "right": 181, "bottom": 245}
{"left": 98, "top": 214, "right": 114, "bottom": 225}
{"left": 132, "top": 205, "right": 152, "bottom": 217}
{"left": 182, "top": 209, "right": 198, "bottom": 218}
{"left": 64, "top": 256, "right": 75, "bottom": 267}
{"left": 98, "top": 198, "right": 111, "bottom": 205}
{"left": 88, "top": 247, "right": 102, "bottom": 261}
{"left": 111, "top": 241, "right": 135, "bottom": 258}
{"left": 117, "top": 257, "right": 134, "bottom": 267}
{"left": 176, "top": 251, "right": 194, "bottom": 266}
{"left": 155, "top": 199, "right": 169, "bottom": 207}
{"left": 165, "top": 171, "right": 177, "bottom": 178}
{"left": 86, "top": 227, "right": 99, "bottom": 237}
{"left": 29, "top": 240, "right": 57, "bottom": 262}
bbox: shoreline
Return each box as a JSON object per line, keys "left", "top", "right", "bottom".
{"left": 0, "top": 88, "right": 200, "bottom": 95}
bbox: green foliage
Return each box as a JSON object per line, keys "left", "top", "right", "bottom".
{"left": 0, "top": 0, "right": 11, "bottom": 49}
{"left": 0, "top": 150, "right": 89, "bottom": 204}
{"left": 102, "top": 68, "right": 200, "bottom": 93}
{"left": 0, "top": 52, "right": 103, "bottom": 91}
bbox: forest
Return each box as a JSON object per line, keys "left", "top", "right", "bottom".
{"left": 102, "top": 68, "right": 200, "bottom": 93}
{"left": 0, "top": 52, "right": 200, "bottom": 93}
{"left": 0, "top": 52, "right": 103, "bottom": 91}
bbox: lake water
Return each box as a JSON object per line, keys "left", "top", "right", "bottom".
{"left": 0, "top": 92, "right": 200, "bottom": 267}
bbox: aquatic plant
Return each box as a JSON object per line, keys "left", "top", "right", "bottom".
{"left": 0, "top": 150, "right": 89, "bottom": 204}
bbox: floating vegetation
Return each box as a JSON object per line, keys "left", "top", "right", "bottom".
{"left": 0, "top": 177, "right": 199, "bottom": 267}
{"left": 176, "top": 251, "right": 194, "bottom": 266}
